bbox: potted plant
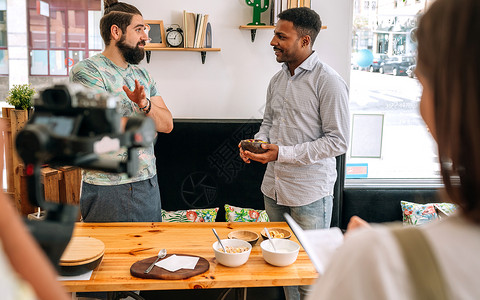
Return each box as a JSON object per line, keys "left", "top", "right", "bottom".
{"left": 6, "top": 84, "right": 35, "bottom": 111}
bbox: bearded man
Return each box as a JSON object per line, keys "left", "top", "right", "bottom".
{"left": 70, "top": 1, "right": 173, "bottom": 222}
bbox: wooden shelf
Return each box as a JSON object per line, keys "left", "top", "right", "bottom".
{"left": 239, "top": 25, "right": 327, "bottom": 42}
{"left": 144, "top": 47, "right": 221, "bottom": 64}
{"left": 239, "top": 25, "right": 275, "bottom": 29}
{"left": 239, "top": 25, "right": 275, "bottom": 42}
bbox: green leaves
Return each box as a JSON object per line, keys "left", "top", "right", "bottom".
{"left": 6, "top": 84, "right": 35, "bottom": 110}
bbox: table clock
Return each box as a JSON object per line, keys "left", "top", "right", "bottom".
{"left": 166, "top": 25, "right": 184, "bottom": 47}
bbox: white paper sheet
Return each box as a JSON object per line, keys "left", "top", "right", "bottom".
{"left": 284, "top": 213, "right": 344, "bottom": 274}
{"left": 155, "top": 255, "right": 199, "bottom": 272}
{"left": 58, "top": 270, "right": 93, "bottom": 281}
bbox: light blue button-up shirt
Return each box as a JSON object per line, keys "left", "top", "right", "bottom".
{"left": 255, "top": 52, "right": 350, "bottom": 206}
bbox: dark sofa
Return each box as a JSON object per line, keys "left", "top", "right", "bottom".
{"left": 155, "top": 119, "right": 441, "bottom": 228}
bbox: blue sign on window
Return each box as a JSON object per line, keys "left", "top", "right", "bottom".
{"left": 346, "top": 163, "right": 368, "bottom": 178}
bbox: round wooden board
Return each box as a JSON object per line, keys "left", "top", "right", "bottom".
{"left": 130, "top": 254, "right": 209, "bottom": 280}
{"left": 60, "top": 237, "right": 105, "bottom": 264}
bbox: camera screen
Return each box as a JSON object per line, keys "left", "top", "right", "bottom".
{"left": 34, "top": 116, "right": 76, "bottom": 137}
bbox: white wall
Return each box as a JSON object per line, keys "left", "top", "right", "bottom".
{"left": 128, "top": 0, "right": 353, "bottom": 119}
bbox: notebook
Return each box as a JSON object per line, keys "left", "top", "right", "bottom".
{"left": 284, "top": 213, "right": 344, "bottom": 274}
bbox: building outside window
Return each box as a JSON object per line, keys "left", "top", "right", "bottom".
{"left": 28, "top": 0, "right": 101, "bottom": 76}
{"left": 348, "top": 0, "right": 439, "bottom": 182}
{"left": 0, "top": 0, "right": 8, "bottom": 75}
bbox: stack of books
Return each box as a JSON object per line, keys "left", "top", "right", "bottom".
{"left": 183, "top": 10, "right": 210, "bottom": 48}
{"left": 271, "top": 0, "right": 311, "bottom": 25}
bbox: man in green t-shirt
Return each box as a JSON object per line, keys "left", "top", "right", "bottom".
{"left": 70, "top": 1, "right": 173, "bottom": 222}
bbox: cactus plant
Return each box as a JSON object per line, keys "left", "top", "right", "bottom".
{"left": 245, "top": 0, "right": 269, "bottom": 25}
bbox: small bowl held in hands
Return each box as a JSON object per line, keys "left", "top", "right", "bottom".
{"left": 240, "top": 139, "right": 269, "bottom": 154}
{"left": 228, "top": 230, "right": 260, "bottom": 246}
{"left": 260, "top": 239, "right": 300, "bottom": 267}
{"left": 260, "top": 228, "right": 292, "bottom": 240}
{"left": 213, "top": 239, "right": 252, "bottom": 267}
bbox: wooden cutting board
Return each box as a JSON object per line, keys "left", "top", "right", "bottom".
{"left": 130, "top": 254, "right": 209, "bottom": 280}
{"left": 60, "top": 237, "right": 105, "bottom": 266}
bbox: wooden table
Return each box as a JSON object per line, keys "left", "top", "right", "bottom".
{"left": 61, "top": 222, "right": 318, "bottom": 293}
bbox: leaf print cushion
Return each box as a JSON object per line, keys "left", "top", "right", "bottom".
{"left": 162, "top": 208, "right": 219, "bottom": 222}
{"left": 401, "top": 201, "right": 457, "bottom": 226}
{"left": 224, "top": 204, "right": 270, "bottom": 222}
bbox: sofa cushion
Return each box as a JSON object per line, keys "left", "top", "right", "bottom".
{"left": 225, "top": 204, "right": 269, "bottom": 222}
{"left": 162, "top": 208, "right": 219, "bottom": 222}
{"left": 401, "top": 201, "right": 457, "bottom": 226}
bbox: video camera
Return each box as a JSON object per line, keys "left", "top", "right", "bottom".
{"left": 15, "top": 84, "right": 156, "bottom": 267}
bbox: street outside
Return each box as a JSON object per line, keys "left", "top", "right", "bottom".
{"left": 347, "top": 69, "right": 440, "bottom": 179}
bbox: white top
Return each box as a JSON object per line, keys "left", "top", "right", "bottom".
{"left": 307, "top": 214, "right": 480, "bottom": 300}
{"left": 0, "top": 240, "right": 36, "bottom": 300}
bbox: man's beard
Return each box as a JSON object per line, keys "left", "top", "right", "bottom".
{"left": 117, "top": 36, "right": 145, "bottom": 65}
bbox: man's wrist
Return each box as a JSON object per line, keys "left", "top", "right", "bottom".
{"left": 139, "top": 98, "right": 149, "bottom": 110}
{"left": 142, "top": 98, "right": 152, "bottom": 114}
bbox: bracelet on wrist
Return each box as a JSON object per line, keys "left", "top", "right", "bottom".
{"left": 139, "top": 99, "right": 149, "bottom": 110}
{"left": 143, "top": 98, "right": 152, "bottom": 114}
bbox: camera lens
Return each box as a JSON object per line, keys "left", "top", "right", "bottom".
{"left": 42, "top": 87, "right": 71, "bottom": 110}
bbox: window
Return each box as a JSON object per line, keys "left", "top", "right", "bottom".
{"left": 0, "top": 0, "right": 8, "bottom": 75}
{"left": 28, "top": 0, "right": 101, "bottom": 76}
{"left": 349, "top": 0, "right": 439, "bottom": 181}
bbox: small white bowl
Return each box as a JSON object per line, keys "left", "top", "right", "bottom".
{"left": 260, "top": 239, "right": 300, "bottom": 267}
{"left": 213, "top": 239, "right": 252, "bottom": 267}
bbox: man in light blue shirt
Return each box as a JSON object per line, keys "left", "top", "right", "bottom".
{"left": 240, "top": 7, "right": 349, "bottom": 300}
{"left": 70, "top": 1, "right": 173, "bottom": 222}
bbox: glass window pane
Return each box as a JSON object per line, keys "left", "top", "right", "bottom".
{"left": 68, "top": 10, "right": 85, "bottom": 48}
{"left": 0, "top": 11, "right": 6, "bottom": 47}
{"left": 29, "top": 9, "right": 48, "bottom": 48}
{"left": 49, "top": 50, "right": 67, "bottom": 75}
{"left": 88, "top": 0, "right": 101, "bottom": 10}
{"left": 88, "top": 10, "right": 102, "bottom": 49}
{"left": 50, "top": 9, "right": 65, "bottom": 48}
{"left": 348, "top": 1, "right": 439, "bottom": 179}
{"left": 67, "top": 50, "right": 84, "bottom": 72}
{"left": 31, "top": 50, "right": 48, "bottom": 75}
{"left": 89, "top": 50, "right": 101, "bottom": 58}
{"left": 0, "top": 49, "right": 8, "bottom": 74}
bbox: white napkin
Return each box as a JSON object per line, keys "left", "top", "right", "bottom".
{"left": 155, "top": 255, "right": 199, "bottom": 272}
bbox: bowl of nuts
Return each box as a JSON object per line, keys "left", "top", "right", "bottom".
{"left": 228, "top": 230, "right": 260, "bottom": 246}
{"left": 240, "top": 139, "right": 269, "bottom": 154}
{"left": 212, "top": 239, "right": 252, "bottom": 267}
{"left": 260, "top": 228, "right": 292, "bottom": 240}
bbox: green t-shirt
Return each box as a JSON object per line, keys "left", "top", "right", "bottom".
{"left": 69, "top": 53, "right": 158, "bottom": 185}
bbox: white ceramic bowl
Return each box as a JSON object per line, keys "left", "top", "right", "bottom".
{"left": 260, "top": 239, "right": 300, "bottom": 267}
{"left": 213, "top": 239, "right": 252, "bottom": 267}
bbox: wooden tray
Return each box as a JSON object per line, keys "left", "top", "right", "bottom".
{"left": 60, "top": 237, "right": 105, "bottom": 265}
{"left": 130, "top": 254, "right": 209, "bottom": 280}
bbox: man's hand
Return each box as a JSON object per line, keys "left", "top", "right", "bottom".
{"left": 123, "top": 79, "right": 148, "bottom": 109}
{"left": 238, "top": 143, "right": 279, "bottom": 164}
{"left": 238, "top": 143, "right": 251, "bottom": 164}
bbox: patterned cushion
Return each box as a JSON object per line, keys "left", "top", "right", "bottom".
{"left": 401, "top": 201, "right": 457, "bottom": 226}
{"left": 224, "top": 204, "right": 270, "bottom": 222}
{"left": 161, "top": 208, "right": 219, "bottom": 222}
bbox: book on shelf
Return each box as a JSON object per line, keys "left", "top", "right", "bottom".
{"left": 198, "top": 15, "right": 209, "bottom": 48}
{"left": 272, "top": 0, "right": 310, "bottom": 25}
{"left": 183, "top": 10, "right": 210, "bottom": 48}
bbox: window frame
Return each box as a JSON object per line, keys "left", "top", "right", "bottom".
{"left": 0, "top": 8, "right": 8, "bottom": 76}
{"left": 27, "top": 0, "right": 101, "bottom": 77}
